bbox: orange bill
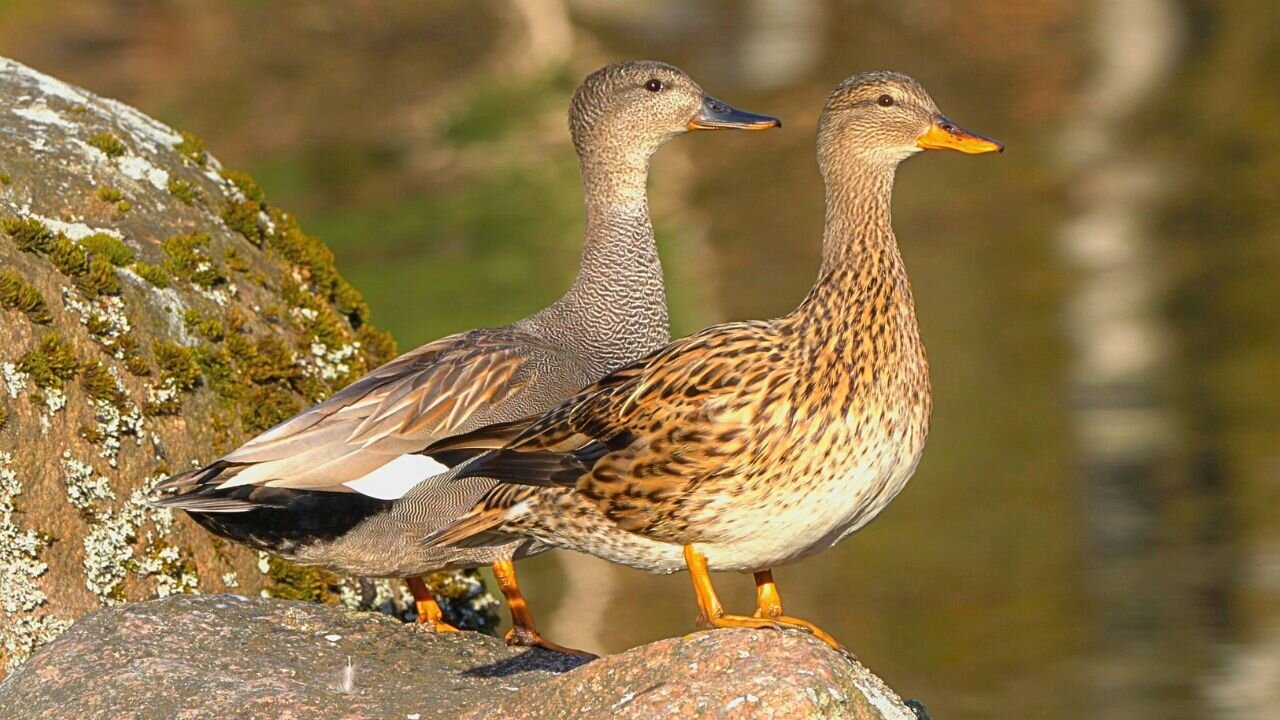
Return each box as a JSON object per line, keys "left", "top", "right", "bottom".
{"left": 916, "top": 116, "right": 1003, "bottom": 154}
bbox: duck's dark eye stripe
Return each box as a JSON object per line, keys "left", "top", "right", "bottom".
{"left": 645, "top": 79, "right": 664, "bottom": 93}
{"left": 877, "top": 94, "right": 894, "bottom": 107}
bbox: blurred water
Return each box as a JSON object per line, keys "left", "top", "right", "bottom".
{"left": 2, "top": 1, "right": 1276, "bottom": 717}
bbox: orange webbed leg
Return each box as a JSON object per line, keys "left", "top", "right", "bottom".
{"left": 683, "top": 546, "right": 850, "bottom": 656}
{"left": 492, "top": 559, "right": 597, "bottom": 659}
{"left": 684, "top": 545, "right": 785, "bottom": 633}
{"left": 406, "top": 576, "right": 459, "bottom": 633}
{"left": 750, "top": 568, "right": 848, "bottom": 654}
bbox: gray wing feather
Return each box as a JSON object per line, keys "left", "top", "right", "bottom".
{"left": 172, "top": 328, "right": 580, "bottom": 496}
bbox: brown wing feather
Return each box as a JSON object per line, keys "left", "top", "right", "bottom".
{"left": 454, "top": 321, "right": 782, "bottom": 542}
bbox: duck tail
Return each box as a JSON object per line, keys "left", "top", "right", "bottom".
{"left": 149, "top": 493, "right": 259, "bottom": 513}
{"left": 152, "top": 460, "right": 242, "bottom": 492}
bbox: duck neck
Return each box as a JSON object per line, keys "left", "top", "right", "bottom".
{"left": 535, "top": 153, "right": 670, "bottom": 377}
{"left": 792, "top": 161, "right": 921, "bottom": 358}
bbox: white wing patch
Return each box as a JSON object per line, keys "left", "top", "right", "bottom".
{"left": 342, "top": 454, "right": 449, "bottom": 500}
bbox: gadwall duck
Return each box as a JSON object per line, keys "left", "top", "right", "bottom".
{"left": 419, "top": 71, "right": 1000, "bottom": 653}
{"left": 154, "top": 61, "right": 779, "bottom": 655}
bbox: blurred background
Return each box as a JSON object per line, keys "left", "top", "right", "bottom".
{"left": 2, "top": 0, "right": 1277, "bottom": 717}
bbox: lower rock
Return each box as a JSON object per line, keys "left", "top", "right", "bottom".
{"left": 0, "top": 594, "right": 918, "bottom": 720}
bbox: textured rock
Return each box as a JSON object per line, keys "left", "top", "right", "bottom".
{"left": 0, "top": 594, "right": 918, "bottom": 720}
{"left": 0, "top": 55, "right": 495, "bottom": 673}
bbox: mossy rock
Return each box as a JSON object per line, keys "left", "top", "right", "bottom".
{"left": 0, "top": 55, "right": 495, "bottom": 675}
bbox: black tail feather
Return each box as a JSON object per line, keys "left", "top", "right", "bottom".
{"left": 455, "top": 448, "right": 596, "bottom": 488}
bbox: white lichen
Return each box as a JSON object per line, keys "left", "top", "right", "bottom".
{"left": 61, "top": 289, "right": 133, "bottom": 359}
{"left": 135, "top": 545, "right": 198, "bottom": 598}
{"left": 81, "top": 516, "right": 134, "bottom": 602}
{"left": 11, "top": 102, "right": 74, "bottom": 129}
{"left": 337, "top": 577, "right": 409, "bottom": 615}
{"left": 0, "top": 453, "right": 51, "bottom": 615}
{"left": 90, "top": 398, "right": 144, "bottom": 468}
{"left": 221, "top": 572, "right": 240, "bottom": 589}
{"left": 41, "top": 387, "right": 66, "bottom": 417}
{"left": 81, "top": 501, "right": 193, "bottom": 604}
{"left": 61, "top": 451, "right": 115, "bottom": 517}
{"left": 195, "top": 282, "right": 234, "bottom": 307}
{"left": 2, "top": 362, "right": 29, "bottom": 399}
{"left": 27, "top": 215, "right": 123, "bottom": 242}
{"left": 1, "top": 614, "right": 71, "bottom": 671}
{"left": 306, "top": 339, "right": 360, "bottom": 384}
{"left": 114, "top": 155, "right": 169, "bottom": 191}
{"left": 86, "top": 366, "right": 144, "bottom": 467}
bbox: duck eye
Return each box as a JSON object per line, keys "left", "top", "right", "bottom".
{"left": 645, "top": 78, "right": 664, "bottom": 93}
{"left": 877, "top": 94, "right": 895, "bottom": 107}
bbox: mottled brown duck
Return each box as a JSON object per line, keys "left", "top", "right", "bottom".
{"left": 419, "top": 71, "right": 1001, "bottom": 653}
{"left": 153, "top": 61, "right": 779, "bottom": 655}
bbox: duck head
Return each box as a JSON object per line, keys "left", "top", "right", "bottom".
{"left": 569, "top": 61, "right": 780, "bottom": 163}
{"left": 817, "top": 71, "right": 1001, "bottom": 175}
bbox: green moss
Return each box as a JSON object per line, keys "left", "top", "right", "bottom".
{"left": 223, "top": 247, "right": 249, "bottom": 273}
{"left": 195, "top": 326, "right": 312, "bottom": 434}
{"left": 132, "top": 262, "right": 169, "bottom": 288}
{"left": 0, "top": 271, "right": 52, "bottom": 324}
{"left": 115, "top": 200, "right": 132, "bottom": 214}
{"left": 80, "top": 362, "right": 125, "bottom": 405}
{"left": 146, "top": 340, "right": 201, "bottom": 415}
{"left": 265, "top": 556, "right": 341, "bottom": 603}
{"left": 267, "top": 210, "right": 372, "bottom": 328}
{"left": 3, "top": 217, "right": 54, "bottom": 253}
{"left": 240, "top": 383, "right": 300, "bottom": 434}
{"left": 95, "top": 187, "right": 123, "bottom": 203}
{"left": 161, "top": 232, "right": 226, "bottom": 288}
{"left": 220, "top": 169, "right": 265, "bottom": 204}
{"left": 18, "top": 333, "right": 79, "bottom": 390}
{"left": 182, "top": 308, "right": 225, "bottom": 342}
{"left": 331, "top": 278, "right": 371, "bottom": 328}
{"left": 152, "top": 341, "right": 202, "bottom": 392}
{"left": 194, "top": 346, "right": 236, "bottom": 401}
{"left": 220, "top": 199, "right": 265, "bottom": 247}
{"left": 82, "top": 254, "right": 122, "bottom": 296}
{"left": 124, "top": 355, "right": 151, "bottom": 376}
{"left": 357, "top": 325, "right": 397, "bottom": 367}
{"left": 5, "top": 223, "right": 123, "bottom": 296}
{"left": 0, "top": 405, "right": 8, "bottom": 430}
{"left": 234, "top": 334, "right": 301, "bottom": 386}
{"left": 175, "top": 132, "right": 207, "bottom": 166}
{"left": 87, "top": 132, "right": 127, "bottom": 158}
{"left": 48, "top": 235, "right": 90, "bottom": 276}
{"left": 0, "top": 172, "right": 10, "bottom": 185}
{"left": 167, "top": 178, "right": 202, "bottom": 206}
{"left": 79, "top": 233, "right": 134, "bottom": 266}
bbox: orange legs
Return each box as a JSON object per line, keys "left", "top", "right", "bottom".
{"left": 406, "top": 576, "right": 460, "bottom": 632}
{"left": 684, "top": 545, "right": 848, "bottom": 655}
{"left": 750, "top": 568, "right": 846, "bottom": 653}
{"left": 492, "top": 559, "right": 597, "bottom": 658}
{"left": 754, "top": 569, "right": 784, "bottom": 618}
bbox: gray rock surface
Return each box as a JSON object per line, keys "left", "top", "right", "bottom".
{"left": 0, "top": 594, "right": 920, "bottom": 720}
{"left": 0, "top": 54, "right": 494, "bottom": 673}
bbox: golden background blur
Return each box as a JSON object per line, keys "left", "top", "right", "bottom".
{"left": 3, "top": 1, "right": 1277, "bottom": 718}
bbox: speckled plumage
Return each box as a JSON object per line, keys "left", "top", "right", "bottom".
{"left": 153, "top": 62, "right": 779, "bottom": 615}
{"left": 424, "top": 73, "right": 1001, "bottom": 587}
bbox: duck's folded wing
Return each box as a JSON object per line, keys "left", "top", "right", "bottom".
{"left": 156, "top": 328, "right": 560, "bottom": 501}
{"left": 444, "top": 322, "right": 778, "bottom": 538}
